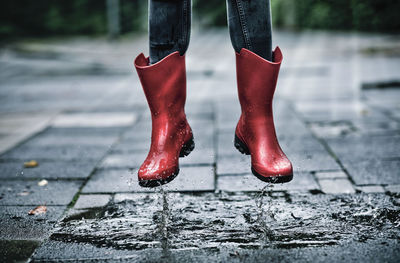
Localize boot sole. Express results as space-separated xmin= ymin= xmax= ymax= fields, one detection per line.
xmin=139 ymin=136 xmax=195 ymax=188
xmin=234 ymin=134 xmax=293 ymax=184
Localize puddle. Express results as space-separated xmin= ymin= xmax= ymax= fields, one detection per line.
xmin=51 ymin=191 xmax=400 ymax=252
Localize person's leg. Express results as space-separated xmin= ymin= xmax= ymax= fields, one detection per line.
xmin=149 ymin=0 xmax=191 ymax=64
xmin=229 ymin=0 xmax=293 ymax=183
xmin=226 ymin=0 xmax=272 ymax=61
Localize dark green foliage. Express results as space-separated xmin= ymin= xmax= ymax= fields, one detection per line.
xmin=273 ymin=0 xmax=399 ymax=32
xmin=350 ymin=0 xmax=400 ymax=32
xmin=0 ymin=0 xmax=147 ymax=38
xmin=0 ymin=0 xmax=107 ymax=37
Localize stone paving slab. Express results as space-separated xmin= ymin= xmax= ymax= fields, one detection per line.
xmin=340 ymin=158 xmax=400 ymax=185
xmin=326 ymin=135 xmax=400 ymax=160
xmin=0 ymin=111 xmax=56 ymax=155
xmin=1 ymin=144 xmax=110 ymax=161
xmin=314 ymin=171 xmax=348 ymax=180
xmin=355 ymin=185 xmax=385 ymax=193
xmin=39 ymin=126 xmax=125 ymax=137
xmin=51 ymin=112 xmax=137 ymax=128
xmin=0 ymin=180 xmax=82 ymax=205
xmin=180 ymin=148 xmax=215 ymax=166
xmin=110 ymin=138 xmax=149 ymax=153
xmin=294 ymin=101 xmax=389 ymax=122
xmin=318 ymin=178 xmax=355 ymax=194
xmin=217 ymin=154 xmax=250 ymax=175
xmin=73 ymin=194 xmax=112 ymax=209
xmin=99 ymin=152 xmax=146 ymax=169
xmin=217 ymin=172 xmax=319 ymax=192
xmin=24 ymin=133 xmax=118 ymax=147
xmin=287 ymin=150 xmax=341 ymax=172
xmin=0 ymin=160 xmax=97 ymax=179
xmin=82 ymin=166 xmax=215 ymax=193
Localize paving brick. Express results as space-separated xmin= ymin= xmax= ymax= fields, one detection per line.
xmin=0 ymin=206 xmax=65 ymax=240
xmin=1 ymin=144 xmax=109 ymax=161
xmin=41 ymin=127 xmax=124 ymax=137
xmin=279 ymin=135 xmax=329 ymax=153
xmin=73 ymin=194 xmax=111 ymax=209
xmin=318 ymin=178 xmax=355 ymax=194
xmin=355 ymin=185 xmax=385 ymax=193
xmin=0 ymin=112 xmax=55 ymax=155
xmin=180 ymin=148 xmax=215 ymax=166
xmin=294 ymin=101 xmax=388 ymax=122
xmin=111 ymin=138 xmax=149 ymax=153
xmin=99 ymin=152 xmax=146 ymax=169
xmin=217 ymin=154 xmax=250 ymax=175
xmin=315 ymin=171 xmax=348 ymax=180
xmin=342 ymin=159 xmax=400 ymax=185
xmin=287 ymin=150 xmax=341 ymax=172
xmin=216 ymin=132 xmax=236 ymax=156
xmin=217 ymin=172 xmax=319 ymax=192
xmin=326 ymin=135 xmax=400 ymax=160
xmin=82 ymin=166 xmax=215 ymax=193
xmin=352 ymin=119 xmax=400 ymax=136
xmin=24 ymin=134 xmax=117 ymax=147
xmin=51 ymin=112 xmax=136 ymax=128
xmin=0 ymin=160 xmax=96 ymax=179
xmin=0 ymin=180 xmax=82 ymax=205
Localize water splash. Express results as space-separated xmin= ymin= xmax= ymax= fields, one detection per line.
xmin=254 ymin=184 xmax=276 ymax=243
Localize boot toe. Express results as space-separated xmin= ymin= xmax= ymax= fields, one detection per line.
xmin=252 ymin=159 xmax=293 ymax=183
xmin=138 ymin=164 xmax=178 ymax=181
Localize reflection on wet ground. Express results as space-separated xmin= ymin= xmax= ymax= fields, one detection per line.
xmin=53 ymin=187 xmax=400 ymax=252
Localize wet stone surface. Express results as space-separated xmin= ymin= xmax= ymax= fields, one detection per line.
xmin=33 ymin=190 xmax=400 ymax=261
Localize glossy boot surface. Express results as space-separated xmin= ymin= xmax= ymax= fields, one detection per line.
xmin=234 ymin=47 xmax=293 ymax=183
xmin=134 ymin=52 xmax=194 ymax=187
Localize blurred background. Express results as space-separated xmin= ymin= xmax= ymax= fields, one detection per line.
xmin=1 ymin=0 xmax=400 ymax=39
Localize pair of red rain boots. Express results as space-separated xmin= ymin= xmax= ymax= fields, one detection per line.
xmin=134 ymin=48 xmax=292 ymax=187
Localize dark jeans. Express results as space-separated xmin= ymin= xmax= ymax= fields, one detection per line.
xmin=149 ymin=0 xmax=272 ymax=64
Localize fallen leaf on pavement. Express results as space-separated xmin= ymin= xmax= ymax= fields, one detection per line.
xmin=28 ymin=205 xmax=47 ymax=215
xmin=24 ymin=160 xmax=39 ymax=168
xmin=38 ymin=179 xmax=48 ymax=186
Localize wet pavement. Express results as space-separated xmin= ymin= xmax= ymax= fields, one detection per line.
xmin=0 ymin=30 xmax=400 ymax=262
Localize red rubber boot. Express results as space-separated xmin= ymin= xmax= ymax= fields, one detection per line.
xmin=234 ymin=47 xmax=293 ymax=183
xmin=134 ymin=51 xmax=194 ymax=187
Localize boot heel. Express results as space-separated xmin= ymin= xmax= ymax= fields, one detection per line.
xmin=179 ymin=136 xmax=195 ymax=157
xmin=234 ymin=134 xmax=250 ymax=155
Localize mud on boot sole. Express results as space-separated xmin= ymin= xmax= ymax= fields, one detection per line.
xmin=234 ymin=134 xmax=250 ymax=155
xmin=138 ymin=168 xmax=179 ymax=188
xmin=179 ymin=136 xmax=195 ymax=157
